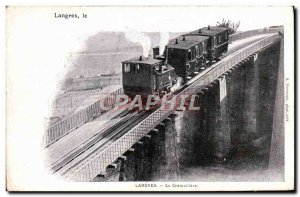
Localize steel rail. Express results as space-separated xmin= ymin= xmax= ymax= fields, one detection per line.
xmin=65 ymin=32 xmax=280 ymax=182
xmin=50 ymin=110 xmax=134 ymax=173
xmin=58 ymin=110 xmax=152 ymax=177
xmin=44 ymin=27 xmax=282 ymax=148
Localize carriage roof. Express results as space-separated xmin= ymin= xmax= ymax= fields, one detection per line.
xmin=167 ymin=35 xmax=209 ymax=50
xmin=122 ymin=57 xmax=162 ymax=65
xmin=187 ymin=26 xmax=229 ymax=36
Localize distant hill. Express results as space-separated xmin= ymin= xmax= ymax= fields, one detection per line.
xmin=65 ymin=32 xmax=184 ymax=79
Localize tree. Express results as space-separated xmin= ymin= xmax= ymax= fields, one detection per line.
xmin=216 ymin=19 xmax=240 ymax=35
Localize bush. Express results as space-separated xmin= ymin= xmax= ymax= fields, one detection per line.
xmin=216 ymin=19 xmax=240 ymax=35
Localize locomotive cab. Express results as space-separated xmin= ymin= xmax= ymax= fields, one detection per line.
xmin=122 ymin=56 xmax=176 ymax=99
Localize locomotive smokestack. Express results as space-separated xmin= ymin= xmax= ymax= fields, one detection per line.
xmin=165 ymin=46 xmax=168 ymax=64
xmin=175 ymin=39 xmax=178 ymax=44
xmin=182 ymin=35 xmax=186 ymax=41
xmin=208 ymin=25 xmax=210 ymax=30
xmin=139 ymin=56 xmax=143 ymax=61
xmin=159 ymin=32 xmax=169 ymax=56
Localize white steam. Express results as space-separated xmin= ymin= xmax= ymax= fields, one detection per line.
xmin=159 ymin=32 xmax=170 ymax=55
xmin=124 ymin=29 xmax=151 ymax=57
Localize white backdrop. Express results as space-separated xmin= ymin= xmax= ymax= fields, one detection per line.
xmin=4 ymin=3 xmax=294 ymax=192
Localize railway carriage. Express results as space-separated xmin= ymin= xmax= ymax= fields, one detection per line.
xmin=165 ymin=35 xmax=210 ymax=82
xmin=122 ymin=56 xmax=176 ymax=99
xmin=185 ymin=26 xmax=229 ymax=62
xmin=122 ymin=25 xmax=230 ymax=100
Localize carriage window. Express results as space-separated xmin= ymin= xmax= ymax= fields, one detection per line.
xmin=193 ymin=49 xmax=195 ymax=59
xmin=188 ymin=49 xmax=192 ymax=61
xmin=214 ymin=36 xmax=217 ymax=45
xmin=225 ymin=31 xmax=228 ymax=39
xmin=202 ymin=42 xmax=206 ymax=52
xmin=218 ymin=35 xmax=221 ymax=43
xmin=143 ymin=66 xmax=149 ymax=74
xmin=124 ymin=64 xmax=130 ymax=73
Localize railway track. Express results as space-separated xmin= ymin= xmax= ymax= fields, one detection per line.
xmin=50 ymin=110 xmax=132 ymax=172
xmin=50 ymin=33 xmax=275 ymax=177
xmin=52 ymin=109 xmax=153 ymax=175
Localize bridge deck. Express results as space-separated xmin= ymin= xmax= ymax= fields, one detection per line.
xmin=44 ymin=32 xmax=276 ymax=177
xmin=44 ymin=105 xmax=126 ymax=167
xmin=227 ymin=34 xmax=274 ymax=54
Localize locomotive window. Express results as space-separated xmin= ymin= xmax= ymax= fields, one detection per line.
xmin=133 ymin=64 xmax=140 ymax=73
xmin=188 ymin=49 xmax=192 ymax=61
xmin=195 ymin=45 xmax=199 ymax=56
xmin=124 ymin=64 xmax=130 ymax=73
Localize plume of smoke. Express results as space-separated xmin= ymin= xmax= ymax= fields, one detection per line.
xmin=124 ymin=29 xmax=151 ymax=57
xmin=159 ymin=32 xmax=170 ymax=55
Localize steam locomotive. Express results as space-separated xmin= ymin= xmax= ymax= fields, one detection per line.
xmin=122 ymin=26 xmax=229 ymax=99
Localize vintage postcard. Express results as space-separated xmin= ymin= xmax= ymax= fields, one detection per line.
xmin=6 ymin=6 xmax=294 ymax=191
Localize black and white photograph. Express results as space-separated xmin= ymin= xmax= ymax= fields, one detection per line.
xmin=5 ymin=5 xmax=294 ymax=191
